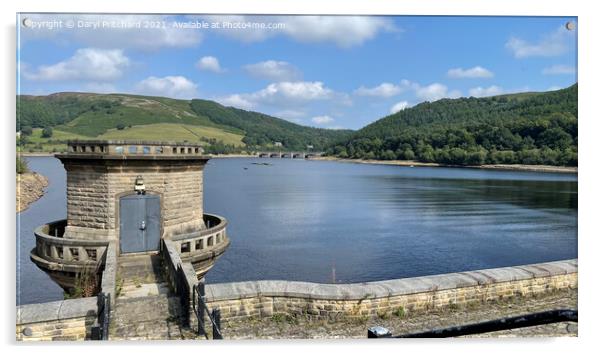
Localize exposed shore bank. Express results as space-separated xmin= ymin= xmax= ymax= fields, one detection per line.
xmin=310 ymin=156 xmax=577 ymax=174
xmin=17 ymin=172 xmax=49 ymax=212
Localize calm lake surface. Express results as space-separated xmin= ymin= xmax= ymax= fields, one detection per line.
xmin=16 ymin=156 xmax=578 ymax=305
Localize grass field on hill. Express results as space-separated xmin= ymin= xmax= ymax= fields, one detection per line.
xmin=98 ymin=123 xmax=244 ymax=146
xmin=19 ymin=123 xmax=245 ymax=153
xmin=19 ymin=128 xmax=88 ymax=152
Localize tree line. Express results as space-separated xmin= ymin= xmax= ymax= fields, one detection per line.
xmin=326 ymin=84 xmax=577 ymax=166
xmin=190 ymin=99 xmax=352 ymax=151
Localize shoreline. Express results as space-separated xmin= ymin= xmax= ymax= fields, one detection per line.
xmin=19 ymin=152 xmax=55 ymax=157
xmin=19 ymin=152 xmax=577 ymax=174
xmin=310 ymin=156 xmax=578 ymax=174
xmin=17 ymin=172 xmax=49 ymax=212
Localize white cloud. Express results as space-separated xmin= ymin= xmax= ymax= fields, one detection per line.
xmin=468 ymin=85 xmax=505 ymax=97
xmin=547 ymin=86 xmax=563 ymax=91
xmin=357 ymin=79 xmax=461 ymax=104
xmin=244 ymin=60 xmax=302 ymax=82
xmin=311 ymin=115 xmax=334 ymax=125
xmin=415 ymin=83 xmax=462 ymax=101
xmin=227 ymin=81 xmax=334 ymax=107
xmin=390 ymin=101 xmax=410 ymax=114
xmin=506 ymin=26 xmax=573 ymax=58
xmin=542 ymin=64 xmax=576 ymax=75
xmin=258 ymin=81 xmax=333 ymax=102
xmin=280 ymin=16 xmax=397 ymax=48
xmin=134 ymin=76 xmax=198 ymax=99
xmin=354 ymin=82 xmax=402 ymax=98
xmin=201 ymin=15 xmax=397 ymax=48
xmin=447 ymin=66 xmax=494 ymax=79
xmin=400 ymin=79 xmax=418 ymax=88
xmin=196 ymin=56 xmax=224 ymax=73
xmin=218 ymin=94 xmax=255 ymax=110
xmin=24 ymin=48 xmax=129 ymax=81
xmin=20 ymin=14 xmax=202 ymax=51
xmin=217 ymin=80 xmax=346 ymax=112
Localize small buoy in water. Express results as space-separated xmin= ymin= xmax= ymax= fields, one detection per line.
xmin=410 ymin=165 xmax=414 ymax=168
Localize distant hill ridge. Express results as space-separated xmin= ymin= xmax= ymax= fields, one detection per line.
xmin=326 ymin=84 xmax=577 ymax=166
xmin=16 ymin=92 xmax=353 ymax=152
xmin=17 ymin=85 xmax=577 ymax=166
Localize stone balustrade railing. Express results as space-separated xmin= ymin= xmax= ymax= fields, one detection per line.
xmin=170 ymin=214 xmax=229 ymax=258
xmin=65 ymin=140 xmax=205 ymax=156
xmin=32 ymin=220 xmax=109 ymax=271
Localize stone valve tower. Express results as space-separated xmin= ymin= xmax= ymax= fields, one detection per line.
xmin=30 ymin=140 xmax=230 ymax=291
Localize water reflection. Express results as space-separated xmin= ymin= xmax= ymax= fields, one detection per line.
xmin=17 ymin=157 xmax=577 ymax=304
xmin=204 ymin=159 xmax=576 ymax=285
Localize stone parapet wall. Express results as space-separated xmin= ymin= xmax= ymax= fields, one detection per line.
xmin=162 ymin=239 xmax=199 ymax=329
xmin=16 ymin=297 xmax=97 ymax=341
xmin=204 ymin=259 xmax=577 ymax=322
xmin=101 ymin=242 xmax=117 ymax=306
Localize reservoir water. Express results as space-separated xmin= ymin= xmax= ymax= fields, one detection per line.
xmin=17 ymin=156 xmax=577 ymax=305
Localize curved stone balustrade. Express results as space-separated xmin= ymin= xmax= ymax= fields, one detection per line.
xmin=31 ymin=213 xmax=229 ymax=287
xmin=31 ymin=220 xmax=109 ymax=274
xmin=170 ymin=213 xmax=230 ymax=261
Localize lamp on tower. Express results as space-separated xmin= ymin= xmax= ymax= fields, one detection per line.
xmin=134 ymin=175 xmax=146 ymax=195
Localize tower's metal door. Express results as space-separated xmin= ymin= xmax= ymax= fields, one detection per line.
xmin=119 ymin=194 xmax=161 ymax=254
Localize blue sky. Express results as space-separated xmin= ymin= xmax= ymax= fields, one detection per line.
xmin=17 ymin=14 xmax=577 ymax=130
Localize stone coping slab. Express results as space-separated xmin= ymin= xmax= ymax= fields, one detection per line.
xmin=17 ymin=297 xmax=97 ymax=325
xmin=205 ymin=259 xmax=577 ymax=302
xmin=101 ymin=242 xmax=117 ymax=306
xmin=162 ymin=239 xmax=198 ymax=290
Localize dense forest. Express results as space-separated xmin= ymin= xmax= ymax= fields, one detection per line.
xmin=17 ymin=94 xmax=101 ymax=130
xmin=190 ymin=99 xmax=352 ymax=150
xmin=326 ymin=84 xmax=578 ymax=166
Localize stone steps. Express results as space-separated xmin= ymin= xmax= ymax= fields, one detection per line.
xmin=110 ymin=294 xmax=185 ymax=340
xmin=118 ymin=253 xmax=165 ymax=287
xmin=110 ymin=253 xmax=187 ymax=340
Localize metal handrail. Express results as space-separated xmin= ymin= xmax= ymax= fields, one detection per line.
xmin=91 ymin=292 xmax=110 ymax=340
xmin=192 ymin=282 xmax=223 ymax=340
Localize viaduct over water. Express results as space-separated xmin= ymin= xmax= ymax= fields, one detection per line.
xmin=257 ymin=151 xmax=324 ymax=158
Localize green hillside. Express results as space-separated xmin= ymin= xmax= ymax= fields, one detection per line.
xmin=16 ymin=93 xmax=352 ymax=153
xmin=190 ymin=99 xmax=352 ymax=150
xmin=326 ymin=84 xmax=578 ymax=166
